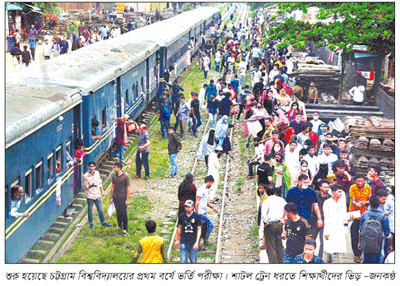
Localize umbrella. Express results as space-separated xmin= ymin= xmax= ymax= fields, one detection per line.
xmin=6 ymin=3 xmax=23 ymax=11
xmin=39 ymin=12 xmax=60 ymax=22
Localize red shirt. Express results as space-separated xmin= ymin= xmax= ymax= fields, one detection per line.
xmin=309 ymin=131 xmax=318 ymax=148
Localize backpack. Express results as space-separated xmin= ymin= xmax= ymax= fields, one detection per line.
xmin=360 ymin=212 xmax=385 ymax=254
xmin=162 ymin=103 xmax=171 ymax=120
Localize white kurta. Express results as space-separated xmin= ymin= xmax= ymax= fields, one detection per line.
xmin=207 ymin=152 xmax=220 ymax=200
xmin=323 ymin=197 xmax=348 ymax=254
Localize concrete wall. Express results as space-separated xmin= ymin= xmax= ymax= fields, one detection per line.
xmin=376 ymin=86 xmax=395 ymax=119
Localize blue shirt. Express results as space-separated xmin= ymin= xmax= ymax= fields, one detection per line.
xmin=168 ymin=84 xmax=184 ymax=102
xmin=359 ymin=209 xmax=391 ymax=239
xmin=28 ymin=37 xmax=37 ymax=49
xmin=207 ymin=99 xmax=218 ymax=114
xmin=286 ymin=186 xmax=318 ymax=225
xmin=218 ymin=97 xmax=232 ymax=116
xmin=294 ymin=254 xmax=324 ymax=264
xmin=231 ymin=79 xmax=239 ymax=94
xmin=206 ymin=84 xmax=217 ymax=102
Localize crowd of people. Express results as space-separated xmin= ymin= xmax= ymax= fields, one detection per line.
xmin=9 ymin=6 xmax=393 ymax=265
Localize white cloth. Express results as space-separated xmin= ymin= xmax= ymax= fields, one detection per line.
xmin=261 ymin=195 xmax=287 ymax=226
xmin=349 ymin=85 xmax=365 ymax=103
xmin=310 ymin=119 xmax=323 ymax=133
xmin=318 ymin=153 xmax=338 ymax=174
xmin=199 ymin=87 xmax=206 ymax=109
xmin=207 ymin=152 xmax=220 ymax=200
xmin=285 ymin=149 xmax=300 ymax=180
xmin=196 ymin=184 xmax=209 ymax=215
xmin=302 ymin=154 xmax=320 ymax=177
xmin=43 ymin=44 xmax=51 ymax=56
xmin=254 ymin=143 xmax=265 ymax=161
xmin=323 ymin=197 xmax=348 ymax=254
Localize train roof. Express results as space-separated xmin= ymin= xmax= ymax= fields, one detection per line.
xmin=13 ymin=32 xmax=160 ymax=94
xmin=130 ymin=7 xmax=219 ymax=46
xmin=5 ymin=80 xmax=82 ymax=149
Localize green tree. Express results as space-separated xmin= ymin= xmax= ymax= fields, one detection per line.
xmin=34 ymin=2 xmax=62 ymax=16
xmin=267 ymin=2 xmax=394 ymax=103
xmin=181 ymin=3 xmax=193 ymax=13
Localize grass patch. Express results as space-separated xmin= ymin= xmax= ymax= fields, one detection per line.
xmin=58 ymin=195 xmax=153 ymax=263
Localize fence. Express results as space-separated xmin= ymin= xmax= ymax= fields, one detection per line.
xmin=376 ymin=86 xmax=395 ymax=119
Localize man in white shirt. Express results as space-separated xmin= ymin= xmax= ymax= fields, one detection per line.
xmin=268 ymin=64 xmax=280 ymax=84
xmin=247 ymin=137 xmax=264 ymax=179
xmin=285 ymin=140 xmax=300 ymax=179
xmin=318 ymin=144 xmax=338 ymax=174
xmin=310 ymin=112 xmax=323 ymax=134
xmin=251 ymin=65 xmax=262 ymax=86
xmin=10 ymin=185 xmax=30 ymax=218
xmin=303 ymin=146 xmax=320 ymax=178
xmin=261 ymin=186 xmax=287 ymax=263
xmin=349 ymin=80 xmax=365 ymax=106
xmin=43 ymin=39 xmax=52 ymax=60
xmin=195 ymin=175 xmax=219 ymax=247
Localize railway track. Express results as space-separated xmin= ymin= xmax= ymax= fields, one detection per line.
xmin=166 ymin=4 xmax=249 ymax=264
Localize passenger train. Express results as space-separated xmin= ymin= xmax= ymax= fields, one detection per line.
xmin=5 ymin=7 xmax=220 ymax=263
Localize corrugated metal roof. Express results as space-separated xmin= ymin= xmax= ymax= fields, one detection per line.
xmin=5 ymin=81 xmax=82 ymax=149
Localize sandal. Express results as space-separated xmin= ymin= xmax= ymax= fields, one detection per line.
xmin=258 ymin=245 xmax=266 ymax=250
xmin=133 ymin=175 xmax=140 ymax=179
xmin=144 ymin=176 xmax=149 ymax=180
xmin=167 ymin=174 xmax=174 ymax=178
xmin=199 ymin=247 xmax=207 ymax=251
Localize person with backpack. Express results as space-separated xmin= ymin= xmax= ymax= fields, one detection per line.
xmin=157 ymin=97 xmax=172 ymax=139
xmin=358 ymin=195 xmax=393 ymax=263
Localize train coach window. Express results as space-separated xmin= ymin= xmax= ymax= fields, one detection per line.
xmin=47 ymin=151 xmax=54 ymax=182
xmin=35 ymin=160 xmax=43 ymax=192
xmin=135 ymin=82 xmax=139 ymax=100
xmin=25 ymin=167 xmax=33 ymax=201
xmin=132 ymin=84 xmax=135 ymax=101
xmin=102 ymin=108 xmax=106 ymax=130
xmin=56 ymin=145 xmax=62 ymax=174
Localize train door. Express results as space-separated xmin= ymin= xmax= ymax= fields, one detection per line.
xmin=146 ymin=58 xmax=150 ymax=102
xmin=116 ymin=77 xmax=122 ymax=117
xmin=73 ymin=104 xmax=82 ymax=192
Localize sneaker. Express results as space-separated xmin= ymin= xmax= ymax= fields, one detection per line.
xmin=89 ymin=224 xmax=94 ymax=230
xmin=354 ymin=256 xmax=361 ymax=263
xmin=144 ymin=176 xmax=149 ymax=180
xmin=102 ymin=223 xmax=114 ymax=228
xmin=122 ymin=230 xmax=129 ymax=237
xmin=246 ymin=143 xmax=249 ymax=148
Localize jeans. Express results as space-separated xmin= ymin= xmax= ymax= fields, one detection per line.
xmin=179 ymin=118 xmax=188 ymax=139
xmin=192 ymin=114 xmax=202 ymax=136
xmin=363 ymin=252 xmax=381 ymax=264
xmin=204 ymin=70 xmax=208 ymax=79
xmin=113 ymin=196 xmax=128 ymax=231
xmin=136 ymin=151 xmax=149 ymax=177
xmin=350 ymin=219 xmax=362 ymax=257
xmin=209 ymin=113 xmax=218 ymax=129
xmin=215 ymin=61 xmax=220 ymax=72
xmin=199 ymin=213 xmax=214 ymax=243
xmin=180 ymin=242 xmax=198 ymax=263
xmin=353 ymin=100 xmax=363 ymax=106
xmin=87 ymin=198 xmax=106 ymax=225
xmin=30 ymin=47 xmax=35 ymax=59
xmin=247 ymin=160 xmax=260 ymax=177
xmin=160 ymin=119 xmax=170 ymax=139
xmin=236 ymin=104 xmax=245 ymax=120
xmin=169 ymin=153 xmax=177 ymax=175
xmin=283 ymin=251 xmax=296 ymax=263
xmin=113 ymin=145 xmax=126 ymax=162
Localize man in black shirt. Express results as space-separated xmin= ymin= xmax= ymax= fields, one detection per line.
xmin=21 ymin=45 xmax=31 ymax=67
xmin=310 ymin=179 xmax=332 ymax=258
xmin=175 ymin=200 xmax=202 ymax=263
xmin=283 ymin=202 xmax=312 ymax=263
xmin=263 ymin=89 xmax=276 ymax=115
xmin=253 ymin=77 xmax=265 ymax=101
xmin=257 ymin=153 xmax=274 ymax=185
xmin=190 ymin=92 xmax=202 ymax=137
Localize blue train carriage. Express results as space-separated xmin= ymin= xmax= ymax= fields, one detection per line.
xmin=14 ymin=31 xmax=160 ymax=169
xmin=5 ymin=80 xmax=82 ymax=263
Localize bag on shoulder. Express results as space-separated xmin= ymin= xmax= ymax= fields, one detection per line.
xmin=162 ymin=103 xmax=171 ymax=120
xmin=360 ymin=212 xmax=385 ymax=254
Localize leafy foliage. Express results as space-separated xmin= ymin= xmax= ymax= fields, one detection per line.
xmin=34 ymin=2 xmax=62 ymax=16
xmin=268 ymin=3 xmax=394 ymax=58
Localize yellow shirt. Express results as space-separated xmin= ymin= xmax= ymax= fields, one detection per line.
xmin=137 ymin=235 xmax=164 ymax=263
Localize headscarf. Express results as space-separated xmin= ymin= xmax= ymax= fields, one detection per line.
xmin=215 ymin=115 xmax=229 ymax=138
xmin=207 ymin=128 xmax=216 ymax=145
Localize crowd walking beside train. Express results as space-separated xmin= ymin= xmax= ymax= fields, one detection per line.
xmin=8 ymin=5 xmax=394 ymax=265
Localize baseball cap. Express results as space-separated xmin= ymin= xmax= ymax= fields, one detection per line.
xmin=184 ymin=200 xmax=194 ymax=207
